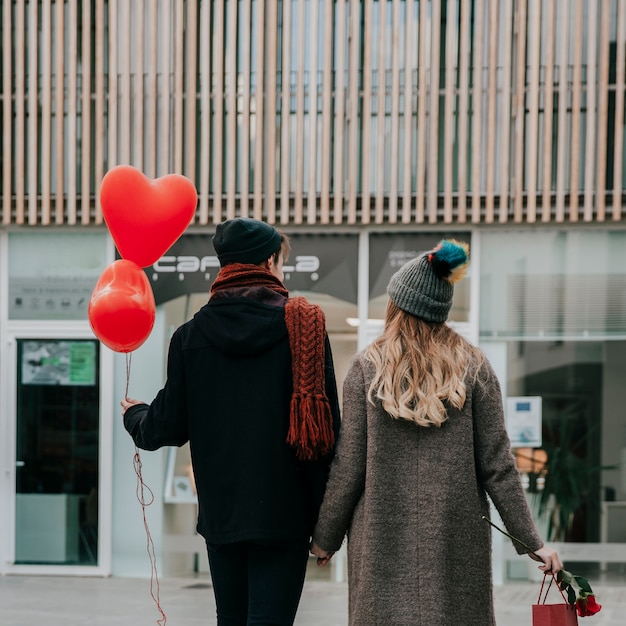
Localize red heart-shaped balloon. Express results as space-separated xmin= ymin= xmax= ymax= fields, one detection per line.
xmin=100 ymin=165 xmax=198 ymax=267
xmin=88 ymin=260 xmax=156 ymax=353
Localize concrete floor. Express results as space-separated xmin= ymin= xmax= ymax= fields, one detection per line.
xmin=1 ymin=567 xmax=624 ymax=625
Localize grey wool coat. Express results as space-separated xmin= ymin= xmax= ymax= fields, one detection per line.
xmin=313 ymin=352 xmax=543 ymax=626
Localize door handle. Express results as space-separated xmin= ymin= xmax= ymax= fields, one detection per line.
xmin=15 ymin=461 xmax=25 ymax=467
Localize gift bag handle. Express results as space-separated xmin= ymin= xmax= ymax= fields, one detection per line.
xmin=537 ymin=572 xmax=569 ymax=605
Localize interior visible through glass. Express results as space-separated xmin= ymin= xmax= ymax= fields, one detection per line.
xmin=15 ymin=339 xmax=100 ymax=565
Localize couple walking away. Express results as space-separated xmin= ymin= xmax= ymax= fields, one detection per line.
xmin=121 ymin=218 xmax=561 ymax=626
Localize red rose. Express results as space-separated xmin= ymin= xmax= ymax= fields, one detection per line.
xmin=576 ymin=594 xmax=602 ymax=617
xmin=585 ymin=595 xmax=602 ymax=615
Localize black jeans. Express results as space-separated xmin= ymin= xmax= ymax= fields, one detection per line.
xmin=206 ymin=539 xmax=309 ymax=626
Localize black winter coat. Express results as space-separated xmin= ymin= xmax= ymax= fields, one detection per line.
xmin=124 ymin=286 xmax=341 ymax=544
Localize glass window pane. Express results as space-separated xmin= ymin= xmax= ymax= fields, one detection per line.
xmin=8 ymin=232 xmax=108 ymax=321
xmin=480 ymin=231 xmax=626 ymax=339
xmin=15 ymin=339 xmax=100 ymax=565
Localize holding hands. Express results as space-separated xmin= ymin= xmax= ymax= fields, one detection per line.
xmin=310 ymin=541 xmax=334 ymax=567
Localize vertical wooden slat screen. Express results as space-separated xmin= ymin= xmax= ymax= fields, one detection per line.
xmin=1 ymin=0 xmax=11 ymax=224
xmin=212 ymin=1 xmax=225 ymax=222
xmin=184 ymin=0 xmax=197 ymax=187
xmin=401 ymin=0 xmax=415 ymax=224
xmin=470 ymin=0 xmax=485 ymax=223
xmin=134 ymin=0 xmax=145 ymax=174
xmin=442 ymin=0 xmax=456 ymax=224
xmin=66 ymin=0 xmax=77 ymax=224
xmin=280 ymin=0 xmax=292 ymax=224
xmin=81 ymin=0 xmax=92 ymax=224
xmin=583 ymin=0 xmax=598 ymax=222
xmin=497 ymin=0 xmax=513 ymax=223
xmin=2 ymin=0 xmax=626 ymax=227
xmin=512 ymin=0 xmax=527 ymax=223
xmin=456 ymin=0 xmax=470 ymax=223
xmin=160 ymin=1 xmax=172 ymax=176
xmin=146 ymin=0 xmax=158 ymax=180
xmin=333 ymin=0 xmax=346 ymax=224
xmin=198 ymin=0 xmax=211 ymax=223
xmin=415 ymin=0 xmax=428 ymax=223
xmin=595 ymin=0 xmax=611 ymax=221
xmin=119 ymin=1 xmax=131 ymax=166
xmin=374 ymin=0 xmax=387 ymax=225
xmin=94 ymin=0 xmax=105 ymax=222
xmin=294 ymin=0 xmax=305 ymax=224
xmin=569 ymin=0 xmax=584 ymax=221
xmin=0 ymin=0 xmax=10 ymax=224
xmin=264 ymin=0 xmax=278 ymax=223
xmin=252 ymin=0 xmax=265 ymax=221
xmin=41 ymin=0 xmax=52 ymax=224
xmin=107 ymin=0 xmax=118 ymax=176
xmin=484 ymin=0 xmax=498 ymax=223
xmin=360 ymin=0 xmax=373 ymax=224
xmin=27 ymin=0 xmax=38 ymax=224
xmin=225 ymin=0 xmax=237 ymax=218
xmin=239 ymin=0 xmax=252 ymax=218
xmin=174 ymin=0 xmax=185 ymax=174
xmin=307 ymin=0 xmax=320 ymax=224
xmin=426 ymin=0 xmax=441 ymax=224
xmin=320 ymin=0 xmax=334 ymax=223
xmin=54 ymin=0 xmax=64 ymax=223
xmin=14 ymin=0 xmax=25 ymax=224
xmin=346 ymin=0 xmax=360 ymax=224
xmin=541 ymin=0 xmax=556 ymax=222
xmin=613 ymin=0 xmax=626 ymax=220
xmin=524 ymin=0 xmax=541 ymax=223
xmin=554 ymin=0 xmax=570 ymax=223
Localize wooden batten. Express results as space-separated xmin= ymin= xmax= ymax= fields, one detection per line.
xmin=0 ymin=0 xmax=623 ymax=228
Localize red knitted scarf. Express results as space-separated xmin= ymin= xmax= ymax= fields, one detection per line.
xmin=210 ymin=263 xmax=335 ymax=460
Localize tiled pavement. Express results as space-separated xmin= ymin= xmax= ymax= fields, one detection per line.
xmin=1 ymin=567 xmax=624 ymax=625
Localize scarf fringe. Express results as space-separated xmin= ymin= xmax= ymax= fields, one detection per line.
xmin=287 ymin=394 xmax=335 ymax=461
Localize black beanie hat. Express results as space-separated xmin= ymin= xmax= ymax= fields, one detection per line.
xmin=212 ymin=218 xmax=282 ymax=266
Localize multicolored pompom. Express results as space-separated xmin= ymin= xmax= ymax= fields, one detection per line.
xmin=427 ymin=239 xmax=470 ymax=284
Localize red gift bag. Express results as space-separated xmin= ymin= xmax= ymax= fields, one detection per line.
xmin=532 ymin=573 xmax=579 ymax=626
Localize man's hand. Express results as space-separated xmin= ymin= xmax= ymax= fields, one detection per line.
xmin=120 ymin=397 xmax=144 ymax=415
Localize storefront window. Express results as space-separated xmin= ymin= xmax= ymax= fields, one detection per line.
xmin=8 ymin=232 xmax=108 ymax=321
xmin=482 ymin=231 xmax=626 ymax=578
xmin=480 ymin=230 xmax=626 ymax=339
xmin=504 ymin=339 xmax=626 ymax=578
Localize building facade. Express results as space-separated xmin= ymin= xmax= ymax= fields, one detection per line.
xmin=1 ymin=0 xmax=626 ymax=580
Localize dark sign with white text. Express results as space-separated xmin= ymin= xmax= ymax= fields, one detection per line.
xmin=147 ymin=233 xmax=359 ymax=305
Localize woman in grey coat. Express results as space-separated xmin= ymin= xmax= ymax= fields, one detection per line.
xmin=311 ymin=240 xmax=562 ymax=626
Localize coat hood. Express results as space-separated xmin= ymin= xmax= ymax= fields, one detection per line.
xmin=193 ymin=288 xmax=288 ymax=357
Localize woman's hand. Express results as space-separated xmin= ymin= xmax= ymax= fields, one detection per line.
xmin=529 ymin=545 xmax=563 ymax=574
xmin=310 ymin=540 xmax=335 ymax=567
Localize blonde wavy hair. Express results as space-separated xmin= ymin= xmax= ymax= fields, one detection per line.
xmin=365 ymin=301 xmax=484 ymax=427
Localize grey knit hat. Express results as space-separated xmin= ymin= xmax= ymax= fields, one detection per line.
xmin=213 ymin=218 xmax=281 ymax=266
xmin=387 ymin=239 xmax=470 ymax=322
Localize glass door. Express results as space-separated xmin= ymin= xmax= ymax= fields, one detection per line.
xmin=14 ymin=339 xmax=100 ymax=566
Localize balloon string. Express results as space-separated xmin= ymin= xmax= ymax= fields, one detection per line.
xmin=126 ymin=353 xmax=167 ymax=626
xmin=134 ymin=448 xmax=167 ymax=626
xmin=125 ymin=353 xmax=132 ymax=399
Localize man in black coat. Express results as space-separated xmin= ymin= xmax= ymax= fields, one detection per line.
xmin=122 ymin=218 xmax=340 ymax=626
